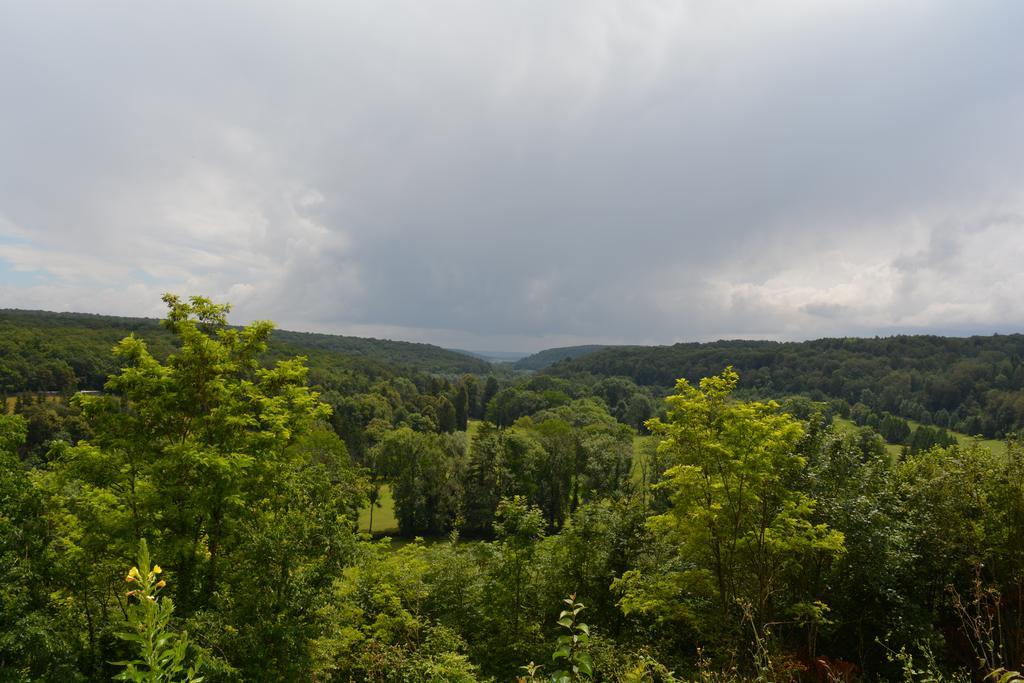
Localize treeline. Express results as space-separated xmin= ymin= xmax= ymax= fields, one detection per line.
xmin=0 ymin=308 xmax=489 ymax=395
xmin=512 ymin=345 xmax=608 ymax=371
xmin=544 ymin=334 xmax=1024 ymax=438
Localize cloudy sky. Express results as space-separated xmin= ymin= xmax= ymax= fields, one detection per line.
xmin=2 ymin=1 xmax=1024 ymax=352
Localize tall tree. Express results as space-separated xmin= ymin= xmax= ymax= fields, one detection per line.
xmin=42 ymin=294 xmax=365 ymax=678
xmin=481 ymin=376 xmax=500 ymax=418
xmin=437 ymin=396 xmax=458 ymax=433
xmin=454 ymin=383 xmax=469 ymax=431
xmin=463 ymin=375 xmax=481 ymax=420
xmin=620 ymin=368 xmax=844 ymax=649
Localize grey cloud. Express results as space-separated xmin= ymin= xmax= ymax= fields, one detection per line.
xmin=2 ymin=1 xmax=1024 ymax=350
xmin=800 ymin=302 xmax=848 ymax=320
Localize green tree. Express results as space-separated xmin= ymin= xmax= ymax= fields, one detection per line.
xmin=492 ymin=496 xmax=546 ymax=665
xmin=453 ymin=384 xmax=470 ymax=432
xmin=437 ymin=396 xmax=458 ymax=433
xmin=40 ymin=295 xmax=364 ymax=679
xmin=482 ymin=377 xmax=500 ymax=418
xmin=619 ymin=368 xmax=844 ymax=653
xmin=0 ymin=414 xmax=83 ymax=681
xmin=66 ymin=295 xmax=330 ymax=611
xmin=623 ymin=394 xmax=655 ymax=433
xmin=373 ymin=428 xmax=464 ymax=535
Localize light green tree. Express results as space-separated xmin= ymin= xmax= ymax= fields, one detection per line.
xmin=64 ymin=294 xmax=330 ymax=610
xmin=619 ymin=368 xmax=844 ymax=646
xmin=41 ymin=294 xmax=363 ymax=679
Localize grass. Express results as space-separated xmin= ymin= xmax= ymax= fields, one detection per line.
xmin=832 ymin=417 xmax=904 ymax=459
xmin=358 ymin=483 xmax=399 ymax=534
xmin=832 ymin=416 xmax=1007 ymax=458
xmin=466 ymin=418 xmax=482 ymax=444
xmin=631 ymin=433 xmax=656 ymax=485
xmin=5 ymin=393 xmax=64 ymax=414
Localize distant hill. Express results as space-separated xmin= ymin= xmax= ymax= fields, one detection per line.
xmin=267 ymin=328 xmax=491 ymax=374
xmin=512 ymin=345 xmax=609 ymax=371
xmin=0 ymin=309 xmax=490 ymax=394
xmin=450 ymin=349 xmax=528 ymax=363
xmin=543 ymin=335 xmax=1024 ymax=438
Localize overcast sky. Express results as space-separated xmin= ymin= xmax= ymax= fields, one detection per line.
xmin=2 ymin=1 xmax=1024 ymax=352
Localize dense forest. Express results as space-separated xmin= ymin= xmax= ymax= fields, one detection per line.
xmin=542 ymin=336 xmax=1024 ymax=439
xmin=513 ymin=346 xmax=609 ymax=372
xmin=3 ymin=296 xmax=1024 ymax=681
xmin=0 ymin=308 xmax=490 ymax=396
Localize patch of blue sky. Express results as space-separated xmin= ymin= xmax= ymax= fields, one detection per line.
xmin=128 ymin=268 xmax=164 ymax=286
xmin=0 ymin=259 xmax=52 ymax=286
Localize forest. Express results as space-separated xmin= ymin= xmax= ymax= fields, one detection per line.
xmin=2 ymin=295 xmax=1024 ymax=682
xmin=539 ymin=336 xmax=1024 ymax=439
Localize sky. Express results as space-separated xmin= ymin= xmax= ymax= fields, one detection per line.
xmin=2 ymin=1 xmax=1024 ymax=353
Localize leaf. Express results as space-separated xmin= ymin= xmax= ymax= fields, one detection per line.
xmin=577 ymin=652 xmax=594 ymax=676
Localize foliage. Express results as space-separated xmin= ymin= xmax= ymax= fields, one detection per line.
xmin=546 ymin=334 xmax=1024 ymax=438
xmin=551 ymin=595 xmax=594 ymax=682
xmin=0 ymin=309 xmax=488 ymax=398
xmin=8 ymin=296 xmax=1024 ymax=681
xmin=521 ymin=595 xmax=594 ymax=683
xmin=513 ymin=345 xmax=608 ymax=372
xmin=619 ymin=368 xmax=844 ymax=664
xmin=372 ymin=428 xmax=464 ymax=535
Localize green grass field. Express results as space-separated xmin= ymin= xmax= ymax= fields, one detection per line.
xmin=631 ymin=433 xmax=656 ymax=484
xmin=5 ymin=394 xmax=65 ymax=414
xmin=832 ymin=416 xmax=1007 ymax=458
xmin=358 ymin=483 xmax=398 ymax=534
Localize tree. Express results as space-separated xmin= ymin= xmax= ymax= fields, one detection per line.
xmin=0 ymin=415 xmax=82 ymax=679
xmin=454 ymin=384 xmax=470 ymax=431
xmin=437 ymin=396 xmax=458 ymax=433
xmin=623 ymin=394 xmax=655 ymax=433
xmin=43 ymin=294 xmax=365 ymax=678
xmin=492 ymin=496 xmax=546 ymax=664
xmin=373 ymin=428 xmax=464 ymax=535
xmin=878 ymin=413 xmax=911 ymax=444
xmin=482 ymin=377 xmax=500 ymax=418
xmin=463 ymin=375 xmax=481 ymax=420
xmin=66 ymin=295 xmax=330 ymax=610
xmin=462 ymin=423 xmax=505 ymax=536
xmin=619 ymin=368 xmax=844 ymax=654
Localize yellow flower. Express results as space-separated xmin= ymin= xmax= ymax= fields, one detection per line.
xmin=126 ymin=567 xmax=141 ymax=582
xmin=152 ymin=565 xmax=162 ymax=575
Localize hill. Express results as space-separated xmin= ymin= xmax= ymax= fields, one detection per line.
xmin=449 ymin=349 xmax=528 ymax=363
xmin=512 ymin=344 xmax=609 ymax=371
xmin=544 ymin=334 xmax=1024 ymax=438
xmin=266 ymin=328 xmax=491 ymax=374
xmin=0 ymin=308 xmax=490 ymax=394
